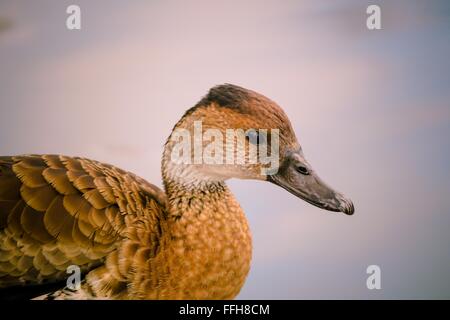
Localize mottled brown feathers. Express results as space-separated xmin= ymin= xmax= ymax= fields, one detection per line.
xmin=0 ymin=154 xmax=251 ymax=300
xmin=0 ymin=85 xmax=292 ymax=299
xmin=0 ymin=155 xmax=166 ymax=294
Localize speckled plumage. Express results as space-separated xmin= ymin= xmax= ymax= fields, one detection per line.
xmin=0 ymin=85 xmax=262 ymax=299
xmin=0 ymin=155 xmax=166 ymax=296
xmin=0 ymin=84 xmax=354 ymax=299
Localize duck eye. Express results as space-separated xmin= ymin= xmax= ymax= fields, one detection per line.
xmin=296 ymin=165 xmax=309 ymax=175
xmin=246 ymin=130 xmax=259 ymax=145
xmin=246 ymin=130 xmax=267 ymax=145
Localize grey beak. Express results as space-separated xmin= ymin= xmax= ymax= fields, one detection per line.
xmin=268 ymin=150 xmax=354 ymax=215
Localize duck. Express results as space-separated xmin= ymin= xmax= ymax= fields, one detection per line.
xmin=0 ymin=84 xmax=354 ymax=300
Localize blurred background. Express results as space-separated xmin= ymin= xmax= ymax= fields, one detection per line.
xmin=0 ymin=0 xmax=449 ymax=299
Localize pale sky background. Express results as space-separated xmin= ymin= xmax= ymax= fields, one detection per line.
xmin=0 ymin=0 xmax=449 ymax=299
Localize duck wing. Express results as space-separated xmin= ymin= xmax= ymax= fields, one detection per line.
xmin=0 ymin=155 xmax=166 ymax=297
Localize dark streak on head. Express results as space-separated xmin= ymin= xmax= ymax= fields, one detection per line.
xmin=199 ymin=84 xmax=251 ymax=109
xmin=182 ymin=84 xmax=253 ymax=119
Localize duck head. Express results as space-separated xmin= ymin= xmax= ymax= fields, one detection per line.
xmin=164 ymin=84 xmax=354 ymax=215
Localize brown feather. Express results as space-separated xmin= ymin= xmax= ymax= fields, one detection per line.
xmin=83 ymin=189 xmax=110 ymax=210
xmin=60 ymin=156 xmax=83 ymax=172
xmin=43 ymin=196 xmax=76 ymax=243
xmin=6 ymin=200 xmax=26 ymax=238
xmin=20 ymin=184 xmax=57 ymax=212
xmin=20 ymin=205 xmax=54 ymax=243
xmin=88 ymin=207 xmax=108 ymax=229
xmin=42 ymin=155 xmax=65 ymax=169
xmin=16 ymin=255 xmax=34 ymax=271
xmin=41 ymin=248 xmax=69 ymax=267
xmin=42 ymin=168 xmax=78 ymax=195
xmin=32 ymin=251 xmax=57 ymax=276
xmin=12 ymin=162 xmax=47 ymax=188
xmin=0 ymin=174 xmax=21 ymax=201
xmin=63 ymin=194 xmax=92 ymax=219
xmin=94 ymin=177 xmax=116 ymax=204
xmin=73 ymin=174 xmax=96 ymax=190
xmin=0 ymin=200 xmax=16 ymax=229
xmin=71 ymin=220 xmax=95 ymax=248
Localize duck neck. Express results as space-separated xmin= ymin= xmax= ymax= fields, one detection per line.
xmin=164 ymin=177 xmax=227 ymax=219
xmin=160 ymin=164 xmax=252 ymax=299
xmin=162 ymin=171 xmax=249 ymax=240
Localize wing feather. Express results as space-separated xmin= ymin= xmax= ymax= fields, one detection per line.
xmin=0 ymin=154 xmax=167 ymax=291
xmin=20 ymin=184 xmax=57 ymax=212
xmin=43 ymin=196 xmax=76 ymax=242
xmin=42 ymin=168 xmax=78 ymax=195
xmin=20 ymin=205 xmax=54 ymax=243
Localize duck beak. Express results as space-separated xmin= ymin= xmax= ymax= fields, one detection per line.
xmin=267 ymin=150 xmax=354 ymax=215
